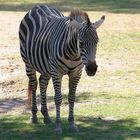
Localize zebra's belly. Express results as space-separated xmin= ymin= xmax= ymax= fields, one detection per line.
xmin=29 ymin=57 xmax=51 ymax=75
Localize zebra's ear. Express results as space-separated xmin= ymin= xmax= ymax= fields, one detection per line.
xmin=93 ymin=15 xmax=105 ymax=29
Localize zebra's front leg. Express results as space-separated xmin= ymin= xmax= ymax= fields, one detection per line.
xmin=52 ymin=75 xmax=63 ymax=134
xmin=39 ymin=74 xmax=52 ymax=124
xmin=68 ymin=72 xmax=81 ymax=132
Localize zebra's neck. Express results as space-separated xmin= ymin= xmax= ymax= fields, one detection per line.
xmin=64 ymin=32 xmax=80 ymax=61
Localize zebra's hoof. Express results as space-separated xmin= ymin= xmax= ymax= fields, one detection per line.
xmin=54 ymin=127 xmax=62 ymax=135
xmin=69 ymin=123 xmax=79 ymax=133
xmin=30 ymin=117 xmax=38 ymax=124
xmin=44 ymin=117 xmax=53 ymax=125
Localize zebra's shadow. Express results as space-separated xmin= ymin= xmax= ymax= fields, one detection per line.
xmin=0 ymin=92 xmax=92 ymax=115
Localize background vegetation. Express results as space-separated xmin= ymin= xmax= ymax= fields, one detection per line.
xmin=0 ymin=0 xmax=140 ymax=13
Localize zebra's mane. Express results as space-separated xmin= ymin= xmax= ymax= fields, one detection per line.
xmin=69 ymin=10 xmax=91 ymax=26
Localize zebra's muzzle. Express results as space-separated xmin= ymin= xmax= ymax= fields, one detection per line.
xmin=85 ymin=61 xmax=98 ymax=76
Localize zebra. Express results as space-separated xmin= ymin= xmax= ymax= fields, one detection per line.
xmin=19 ymin=5 xmax=105 ymax=134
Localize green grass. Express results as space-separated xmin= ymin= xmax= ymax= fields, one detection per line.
xmin=1 ymin=90 xmax=140 ymax=140
xmin=0 ymin=0 xmax=140 ymax=139
xmin=0 ymin=93 xmax=140 ymax=140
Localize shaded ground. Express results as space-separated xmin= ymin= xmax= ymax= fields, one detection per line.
xmin=0 ymin=116 xmax=140 ymax=140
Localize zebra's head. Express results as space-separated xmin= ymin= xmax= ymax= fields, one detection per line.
xmin=69 ymin=11 xmax=105 ymax=76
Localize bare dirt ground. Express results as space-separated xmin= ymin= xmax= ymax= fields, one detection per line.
xmin=0 ymin=12 xmax=27 ymax=115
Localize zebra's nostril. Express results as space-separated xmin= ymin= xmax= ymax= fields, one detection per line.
xmin=86 ymin=65 xmax=97 ymax=72
xmin=85 ymin=61 xmax=98 ymax=76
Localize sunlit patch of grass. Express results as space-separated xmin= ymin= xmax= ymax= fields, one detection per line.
xmin=99 ymin=32 xmax=140 ymax=56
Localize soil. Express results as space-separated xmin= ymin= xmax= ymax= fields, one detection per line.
xmin=0 ymin=12 xmax=27 ymax=115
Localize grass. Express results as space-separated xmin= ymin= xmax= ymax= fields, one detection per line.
xmin=1 ymin=93 xmax=140 ymax=140
xmin=0 ymin=0 xmax=140 ymax=140
xmin=0 ymin=115 xmax=140 ymax=140
xmin=1 ymin=89 xmax=140 ymax=140
xmin=0 ymin=0 xmax=140 ymax=13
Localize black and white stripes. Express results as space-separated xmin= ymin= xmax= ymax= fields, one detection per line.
xmin=19 ymin=5 xmax=105 ymax=134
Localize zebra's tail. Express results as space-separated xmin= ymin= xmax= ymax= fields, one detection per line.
xmin=27 ymin=84 xmax=32 ymax=109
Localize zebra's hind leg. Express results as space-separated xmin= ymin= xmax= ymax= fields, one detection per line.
xmin=39 ymin=74 xmax=52 ymax=124
xmin=26 ymin=63 xmax=38 ymax=123
xmin=68 ymin=71 xmax=81 ymax=133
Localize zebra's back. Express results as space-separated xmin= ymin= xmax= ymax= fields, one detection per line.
xmin=19 ymin=5 xmax=65 ymax=74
